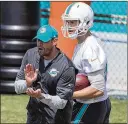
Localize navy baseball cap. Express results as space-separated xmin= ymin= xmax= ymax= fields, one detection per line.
xmin=33 ymin=25 xmax=58 ymax=43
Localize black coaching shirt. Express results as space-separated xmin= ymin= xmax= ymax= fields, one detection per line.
xmin=15 ymin=47 xmax=77 ymax=123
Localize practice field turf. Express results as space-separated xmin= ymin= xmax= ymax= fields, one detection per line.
xmin=1 ymin=94 xmax=127 ymax=123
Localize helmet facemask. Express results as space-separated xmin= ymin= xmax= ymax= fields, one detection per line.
xmin=61 ymin=16 xmax=93 ymax=39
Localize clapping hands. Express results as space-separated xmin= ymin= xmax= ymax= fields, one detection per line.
xmin=24 ymin=64 xmax=42 ymax=98
xmin=26 ymin=88 xmax=42 ymax=98
xmin=24 ymin=64 xmax=38 ymax=87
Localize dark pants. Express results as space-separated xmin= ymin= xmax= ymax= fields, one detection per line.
xmin=26 ymin=111 xmax=44 ymax=124
xmin=71 ymin=98 xmax=111 ymax=124
xmin=26 ymin=111 xmax=71 ymax=124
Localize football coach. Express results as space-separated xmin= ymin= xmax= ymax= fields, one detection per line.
xmin=14 ymin=24 xmax=77 ymax=124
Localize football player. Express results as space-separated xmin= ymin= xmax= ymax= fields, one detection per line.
xmin=61 ymin=2 xmax=111 ymax=124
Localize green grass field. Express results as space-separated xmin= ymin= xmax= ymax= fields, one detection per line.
xmin=1 ymin=94 xmax=127 ymax=123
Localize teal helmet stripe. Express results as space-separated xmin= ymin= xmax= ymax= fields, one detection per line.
xmin=66 ymin=2 xmax=76 ymax=14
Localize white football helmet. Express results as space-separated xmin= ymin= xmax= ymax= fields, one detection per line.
xmin=61 ymin=2 xmax=94 ymax=39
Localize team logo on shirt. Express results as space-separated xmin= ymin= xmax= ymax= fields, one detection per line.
xmin=48 ymin=68 xmax=59 ymax=77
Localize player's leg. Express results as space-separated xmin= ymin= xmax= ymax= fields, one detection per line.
xmin=103 ymin=98 xmax=111 ymax=124
xmin=81 ymin=98 xmax=111 ymax=124
xmin=71 ymin=102 xmax=89 ymax=124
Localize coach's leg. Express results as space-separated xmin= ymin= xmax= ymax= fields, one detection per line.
xmin=26 ymin=111 xmax=34 ymax=124
xmin=26 ymin=111 xmax=43 ymax=124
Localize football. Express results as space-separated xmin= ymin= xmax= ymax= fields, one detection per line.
xmin=75 ymin=73 xmax=90 ymax=91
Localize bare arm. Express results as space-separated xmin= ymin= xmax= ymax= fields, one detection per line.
xmin=73 ymin=69 xmax=105 ymax=99
xmin=73 ymin=86 xmax=103 ymax=99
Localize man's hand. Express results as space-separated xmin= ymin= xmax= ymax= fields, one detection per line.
xmin=24 ymin=64 xmax=38 ymax=87
xmin=26 ymin=88 xmax=42 ymax=98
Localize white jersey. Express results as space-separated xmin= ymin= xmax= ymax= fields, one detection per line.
xmin=72 ymin=34 xmax=108 ymax=104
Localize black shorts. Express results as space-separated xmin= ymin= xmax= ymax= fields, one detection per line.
xmin=71 ymin=98 xmax=111 ymax=124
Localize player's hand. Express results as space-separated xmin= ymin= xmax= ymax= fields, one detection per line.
xmin=24 ymin=64 xmax=38 ymax=87
xmin=26 ymin=88 xmax=42 ymax=98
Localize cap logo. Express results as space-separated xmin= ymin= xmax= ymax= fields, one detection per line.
xmin=40 ymin=27 xmax=46 ymax=33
